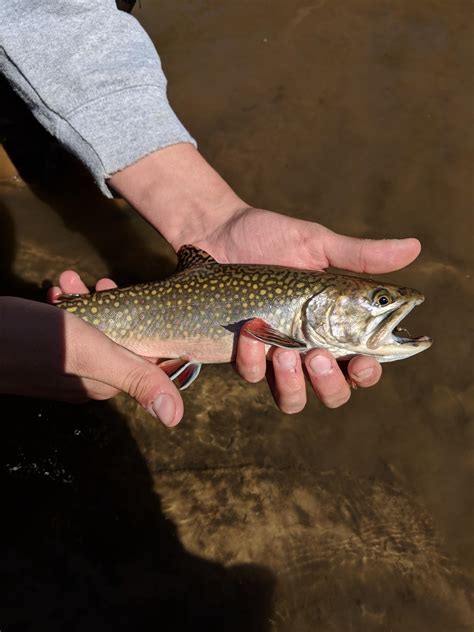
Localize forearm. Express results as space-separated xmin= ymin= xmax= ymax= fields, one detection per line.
xmin=0 ymin=0 xmax=194 ymax=196
xmin=108 ymin=143 xmax=249 ymax=254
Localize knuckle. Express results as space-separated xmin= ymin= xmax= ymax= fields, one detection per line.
xmin=122 ymin=366 xmax=154 ymax=403
xmin=236 ymin=359 xmax=265 ymax=383
xmin=276 ymin=365 xmax=303 ymax=394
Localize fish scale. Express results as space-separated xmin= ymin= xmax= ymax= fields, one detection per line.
xmin=56 ymin=245 xmax=432 ymax=387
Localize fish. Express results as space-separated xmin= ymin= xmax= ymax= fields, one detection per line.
xmin=56 ymin=245 xmax=432 ymax=390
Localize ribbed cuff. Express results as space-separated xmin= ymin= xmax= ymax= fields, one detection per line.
xmin=57 ymin=85 xmax=196 ymax=197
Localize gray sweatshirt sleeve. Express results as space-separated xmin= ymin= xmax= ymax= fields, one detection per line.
xmin=0 ymin=0 xmax=196 ymax=196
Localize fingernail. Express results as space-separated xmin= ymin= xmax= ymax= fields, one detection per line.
xmin=277 ymin=350 xmax=297 ymax=370
xmin=309 ymin=354 xmax=333 ymax=376
xmin=151 ymin=394 xmax=176 ymax=427
xmin=353 ymin=366 xmax=374 ymax=380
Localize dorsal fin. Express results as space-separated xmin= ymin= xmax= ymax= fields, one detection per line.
xmin=176 ymin=245 xmax=218 ymax=271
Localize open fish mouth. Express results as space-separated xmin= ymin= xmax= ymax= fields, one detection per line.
xmin=367 ymin=297 xmax=432 ymax=350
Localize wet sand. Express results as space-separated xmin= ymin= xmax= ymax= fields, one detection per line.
xmin=0 ymin=1 xmax=473 ymax=630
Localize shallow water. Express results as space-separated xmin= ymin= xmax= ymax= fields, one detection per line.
xmin=0 ymin=1 xmax=473 ymax=630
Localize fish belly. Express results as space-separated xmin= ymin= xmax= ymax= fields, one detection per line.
xmin=113 ymin=332 xmax=236 ymax=364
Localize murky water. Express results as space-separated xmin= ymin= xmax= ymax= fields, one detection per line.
xmin=0 ymin=1 xmax=472 ymax=630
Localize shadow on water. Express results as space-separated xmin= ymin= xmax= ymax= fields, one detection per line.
xmin=0 ymin=397 xmax=275 ymax=632
xmin=0 ymin=75 xmax=174 ymax=286
xmin=0 ymin=200 xmax=43 ymax=299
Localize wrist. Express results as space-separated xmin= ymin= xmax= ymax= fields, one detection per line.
xmin=108 ymin=144 xmax=248 ymax=253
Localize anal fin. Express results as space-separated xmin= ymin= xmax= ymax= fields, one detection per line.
xmin=158 ymin=358 xmax=202 ymax=391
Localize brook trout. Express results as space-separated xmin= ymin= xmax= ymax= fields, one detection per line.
xmin=56 ymin=245 xmax=432 ymax=389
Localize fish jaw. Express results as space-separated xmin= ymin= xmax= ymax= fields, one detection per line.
xmin=365 ymin=296 xmax=432 ymax=362
xmin=302 ymin=281 xmax=432 ymax=363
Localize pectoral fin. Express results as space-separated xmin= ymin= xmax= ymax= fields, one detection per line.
xmin=158 ymin=358 xmax=202 ymax=391
xmin=241 ymin=318 xmax=307 ymax=350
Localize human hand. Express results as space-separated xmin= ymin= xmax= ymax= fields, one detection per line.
xmin=0 ymin=276 xmax=183 ymax=426
xmin=108 ymin=144 xmax=421 ymax=413
xmin=194 ymin=207 xmax=421 ymax=412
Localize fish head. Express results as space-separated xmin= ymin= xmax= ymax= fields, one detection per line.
xmin=301 ymin=276 xmax=432 ymax=362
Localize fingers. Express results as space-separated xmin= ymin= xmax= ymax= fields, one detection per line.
xmin=235 ymin=331 xmax=267 ymax=383
xmin=322 ymin=230 xmax=421 ymax=274
xmin=48 ymin=270 xmax=89 ymax=303
xmin=59 ymin=270 xmax=90 ymax=293
xmin=48 ymin=271 xmax=117 ymax=304
xmin=305 ymin=349 xmax=351 ymax=408
xmin=347 ymin=355 xmax=383 ymax=388
xmin=95 ymin=278 xmax=117 ymax=291
xmin=271 ymin=349 xmax=307 ymax=414
xmin=236 ymin=332 xmax=381 ymax=412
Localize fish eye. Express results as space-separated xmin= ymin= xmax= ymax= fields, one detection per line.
xmin=371 ymin=288 xmax=392 ymax=307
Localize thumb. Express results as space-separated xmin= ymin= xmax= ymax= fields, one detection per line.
xmin=112 ymin=350 xmax=185 ymax=427
xmin=65 ymin=316 xmax=184 ymax=426
xmin=322 ymin=230 xmax=421 ymax=274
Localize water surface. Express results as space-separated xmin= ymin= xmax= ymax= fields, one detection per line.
xmin=0 ymin=1 xmax=472 ymax=630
